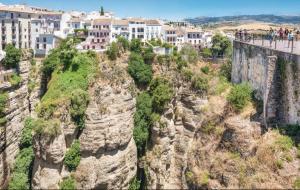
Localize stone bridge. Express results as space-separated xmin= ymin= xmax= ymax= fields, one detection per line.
xmin=232 ymin=40 xmax=300 ymax=125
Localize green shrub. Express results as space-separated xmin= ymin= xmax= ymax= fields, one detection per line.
xmin=275 ymin=135 xmax=293 ymax=152
xmin=275 ymin=159 xmax=284 ymax=169
xmin=150 ymin=78 xmax=173 ymax=113
xmin=128 ymin=55 xmax=152 ymax=86
xmin=3 ymin=44 xmax=21 ymax=69
xmin=9 ymin=73 xmax=22 ymax=87
xmin=202 ymin=48 xmax=212 ymax=58
xmin=176 ymin=56 xmax=188 ymax=70
xmin=130 ymin=39 xmax=142 ymax=53
xmin=20 ymin=118 xmax=34 ymax=149
xmin=219 ymin=60 xmax=232 ymax=81
xmin=8 ymin=147 xmax=34 ymax=190
xmin=191 ymin=76 xmax=209 ymax=93
xmin=143 ymin=47 xmax=155 ymax=64
xmin=106 ymin=42 xmax=119 ymax=60
xmin=133 ymin=92 xmax=152 ymax=153
xmin=33 ymin=118 xmax=61 ymax=137
xmin=227 ymin=83 xmax=252 ymax=111
xmin=201 ymin=66 xmax=210 ymax=75
xmin=8 ymin=172 xmax=30 ymax=190
xmin=64 ymin=140 xmax=81 ymax=171
xmin=13 ymin=147 xmax=34 ymax=174
xmin=70 ymin=89 xmax=89 ymax=129
xmin=59 ymin=176 xmax=76 ymax=190
xmin=294 ymin=177 xmax=300 ymax=189
xmin=182 ymin=69 xmax=193 ymax=81
xmin=129 ymin=177 xmax=141 ymax=190
xmin=0 ymin=92 xmax=8 ymax=127
xmin=117 ymin=36 xmax=130 ymax=51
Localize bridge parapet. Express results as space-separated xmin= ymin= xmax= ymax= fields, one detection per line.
xmin=232 ymin=40 xmax=300 ymax=125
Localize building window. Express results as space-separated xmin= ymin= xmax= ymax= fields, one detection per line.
xmin=10 ymin=13 xmax=13 ymax=19
xmin=36 ymin=44 xmax=39 ymax=49
xmin=43 ymin=37 xmax=46 ymax=43
xmin=36 ymin=37 xmax=39 ymax=42
xmin=132 ymin=28 xmax=135 ymax=32
xmin=36 ymin=29 xmax=38 ymax=32
xmin=92 ymin=46 xmax=95 ymax=49
xmin=43 ymin=44 xmax=46 ymax=49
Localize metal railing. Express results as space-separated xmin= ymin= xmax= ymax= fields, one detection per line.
xmin=235 ymin=33 xmax=299 ymax=54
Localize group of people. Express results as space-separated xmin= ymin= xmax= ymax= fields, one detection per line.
xmin=268 ymin=28 xmax=299 ymax=48
xmin=235 ymin=27 xmax=300 ymax=49
xmin=235 ymin=29 xmax=251 ymax=42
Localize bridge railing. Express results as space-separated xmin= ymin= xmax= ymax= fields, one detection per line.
xmin=234 ymin=33 xmax=298 ymax=53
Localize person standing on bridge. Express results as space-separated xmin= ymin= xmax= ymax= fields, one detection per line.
xmin=269 ymin=28 xmax=275 ymax=47
xmin=284 ymin=28 xmax=289 ymax=40
xmin=279 ymin=28 xmax=284 ymax=41
xmin=288 ymin=30 xmax=294 ymax=49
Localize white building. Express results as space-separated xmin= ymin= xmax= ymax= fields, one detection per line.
xmin=0 ymin=4 xmax=62 ymax=56
xmin=111 ymin=19 xmax=129 ymax=42
xmin=145 ymin=20 xmax=162 ymax=41
xmin=184 ymin=28 xmax=204 ymax=50
xmin=162 ymin=25 xmax=177 ymax=46
xmin=128 ymin=18 xmax=146 ymax=41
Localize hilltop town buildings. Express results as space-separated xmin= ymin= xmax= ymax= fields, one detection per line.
xmin=0 ymin=4 xmax=213 ymax=55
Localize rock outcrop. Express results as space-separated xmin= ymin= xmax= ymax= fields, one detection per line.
xmin=31 ymin=58 xmax=137 ymax=189
xmin=0 ymin=57 xmax=33 ymax=188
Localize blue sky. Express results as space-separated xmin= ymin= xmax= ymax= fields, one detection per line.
xmin=2 ymin=0 xmax=300 ymax=20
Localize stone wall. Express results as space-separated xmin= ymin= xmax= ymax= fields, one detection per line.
xmin=232 ymin=41 xmax=300 ymax=125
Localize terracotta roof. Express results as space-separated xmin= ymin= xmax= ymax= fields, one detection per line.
xmin=112 ymin=19 xmax=129 ymax=26
xmin=93 ymin=18 xmax=112 ymax=24
xmin=145 ymin=19 xmax=161 ymax=26
xmin=185 ymin=28 xmax=202 ymax=33
xmin=69 ymin=17 xmax=82 ymax=23
xmin=162 ymin=25 xmax=176 ymax=31
xmin=128 ymin=18 xmax=145 ymax=23
xmin=0 ymin=5 xmax=61 ymax=15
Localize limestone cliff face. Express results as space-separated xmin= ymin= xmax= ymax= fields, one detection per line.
xmin=0 ymin=54 xmax=35 ymax=188
xmin=146 ymin=81 xmax=299 ymax=189
xmin=32 ymin=58 xmax=137 ymax=189
xmin=146 ymin=86 xmax=210 ymax=189
xmin=74 ymin=81 xmax=137 ymax=189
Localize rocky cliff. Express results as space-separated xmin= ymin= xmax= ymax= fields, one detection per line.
xmin=146 ymin=60 xmax=300 ymax=189
xmin=31 ymin=55 xmax=137 ymax=189
xmin=0 ymin=51 xmax=39 ymax=188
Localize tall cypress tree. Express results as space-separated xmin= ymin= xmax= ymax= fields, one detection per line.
xmin=100 ymin=6 xmax=104 ymax=16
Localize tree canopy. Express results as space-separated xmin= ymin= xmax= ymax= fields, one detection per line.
xmin=211 ymin=34 xmax=232 ymax=58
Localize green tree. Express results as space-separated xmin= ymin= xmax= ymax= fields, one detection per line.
xmin=129 ymin=177 xmax=141 ymax=190
xmin=100 ymin=6 xmax=104 ymax=16
xmin=150 ymin=78 xmax=173 ymax=113
xmin=64 ymin=140 xmax=81 ymax=171
xmin=70 ymin=89 xmax=89 ymax=129
xmin=191 ymin=76 xmax=209 ymax=93
xmin=106 ymin=42 xmax=119 ymax=60
xmin=3 ymin=44 xmax=21 ymax=69
xmin=117 ymin=36 xmax=130 ymax=52
xmin=211 ymin=34 xmax=232 ymax=58
xmin=128 ymin=55 xmax=152 ymax=86
xmin=143 ymin=46 xmax=155 ymax=64
xmin=133 ymin=92 xmax=153 ymax=153
xmin=130 ymin=39 xmax=142 ymax=53
xmin=202 ymin=48 xmax=212 ymax=58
